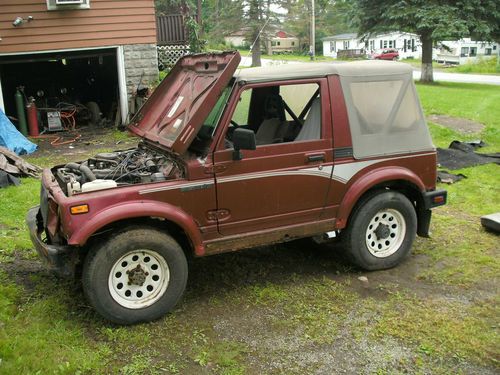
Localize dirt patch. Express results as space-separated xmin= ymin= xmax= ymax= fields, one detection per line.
xmin=27 ymin=126 xmax=137 ymax=162
xmin=427 ymin=115 xmax=485 ymax=134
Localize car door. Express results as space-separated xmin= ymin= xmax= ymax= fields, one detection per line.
xmin=211 ymin=79 xmax=334 ymax=236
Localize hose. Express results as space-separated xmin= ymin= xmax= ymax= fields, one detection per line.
xmin=64 ymin=162 xmax=96 ymax=182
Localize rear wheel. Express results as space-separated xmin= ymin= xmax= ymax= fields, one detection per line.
xmin=341 ymin=191 xmax=417 ymax=270
xmin=83 ymin=227 xmax=188 ymax=324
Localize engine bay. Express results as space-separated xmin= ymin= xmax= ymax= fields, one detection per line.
xmin=54 ymin=143 xmax=184 ymax=196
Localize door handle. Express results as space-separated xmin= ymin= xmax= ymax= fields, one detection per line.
xmin=307 ymin=154 xmax=325 ymax=163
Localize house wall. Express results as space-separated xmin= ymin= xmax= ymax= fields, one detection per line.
xmin=224 ymin=36 xmax=246 ymax=48
xmin=268 ymin=37 xmax=299 ymax=54
xmin=323 ymin=32 xmax=422 ymax=59
xmin=367 ymin=32 xmax=421 ymax=59
xmin=322 ymin=38 xmax=363 ymax=58
xmin=0 ymin=0 xmax=156 ymax=53
xmin=123 ymin=43 xmax=158 ymax=97
xmin=436 ymin=38 xmax=498 ymax=64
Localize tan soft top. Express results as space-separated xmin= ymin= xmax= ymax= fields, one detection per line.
xmin=234 ymin=60 xmax=413 ymax=83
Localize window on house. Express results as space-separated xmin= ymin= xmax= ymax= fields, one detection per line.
xmin=485 ymin=48 xmax=492 ymax=56
xmin=291 ymin=41 xmax=295 ymax=46
xmin=383 ymin=40 xmax=388 ymax=48
xmin=493 ymin=45 xmax=497 ymax=50
xmin=460 ymin=47 xmax=469 ymax=57
xmin=369 ymin=40 xmax=374 ymax=50
xmin=277 ymin=41 xmax=281 ymax=46
xmin=330 ymin=42 xmax=336 ymax=52
xmin=470 ymin=47 xmax=477 ymax=57
xmin=47 ymin=0 xmax=90 ymax=10
xmin=388 ymin=40 xmax=393 ymax=48
xmin=271 ymin=41 xmax=276 ymax=46
xmin=380 ymin=40 xmax=383 ymax=49
xmin=343 ymin=41 xmax=350 ymax=49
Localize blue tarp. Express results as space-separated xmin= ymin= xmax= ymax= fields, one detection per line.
xmin=0 ymin=109 xmax=37 ymax=155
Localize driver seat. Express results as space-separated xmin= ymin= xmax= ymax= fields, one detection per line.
xmin=256 ymin=95 xmax=286 ymax=145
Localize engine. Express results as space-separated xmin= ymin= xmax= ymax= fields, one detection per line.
xmin=55 ymin=143 xmax=183 ymax=196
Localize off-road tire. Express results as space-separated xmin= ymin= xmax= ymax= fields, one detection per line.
xmin=82 ymin=227 xmax=188 ymax=324
xmin=341 ymin=191 xmax=417 ymax=270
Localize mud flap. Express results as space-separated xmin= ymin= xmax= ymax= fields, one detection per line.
xmin=417 ymin=208 xmax=431 ymax=238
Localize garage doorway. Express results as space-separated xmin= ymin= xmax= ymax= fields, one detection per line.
xmin=0 ymin=47 xmax=124 ymax=130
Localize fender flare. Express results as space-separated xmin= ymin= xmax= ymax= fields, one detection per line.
xmin=336 ymin=166 xmax=425 ymax=229
xmin=68 ymin=200 xmax=205 ymax=256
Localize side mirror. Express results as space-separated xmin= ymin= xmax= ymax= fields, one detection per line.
xmin=232 ymin=128 xmax=256 ymax=160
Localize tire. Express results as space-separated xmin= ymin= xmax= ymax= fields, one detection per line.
xmin=82 ymin=227 xmax=188 ymax=324
xmin=341 ymin=191 xmax=417 ymax=271
xmin=392 ymin=56 xmax=398 ymax=61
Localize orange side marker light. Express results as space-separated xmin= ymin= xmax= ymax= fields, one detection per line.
xmin=70 ymin=204 xmax=89 ymax=215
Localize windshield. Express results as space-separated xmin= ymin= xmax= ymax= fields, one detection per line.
xmin=203 ymin=83 xmax=233 ymax=134
xmin=187 ymin=83 xmax=233 ymax=156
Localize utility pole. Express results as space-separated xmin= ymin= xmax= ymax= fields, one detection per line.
xmin=310 ymin=0 xmax=315 ymax=60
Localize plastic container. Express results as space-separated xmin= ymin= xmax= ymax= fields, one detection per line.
xmin=81 ymin=179 xmax=117 ymax=193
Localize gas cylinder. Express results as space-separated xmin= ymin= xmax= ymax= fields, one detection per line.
xmin=15 ymin=87 xmax=28 ymax=136
xmin=26 ymin=97 xmax=39 ymax=136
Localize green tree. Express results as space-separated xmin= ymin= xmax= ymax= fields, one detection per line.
xmin=201 ymin=0 xmax=245 ymax=44
xmin=351 ymin=0 xmax=500 ymax=82
xmin=282 ymin=0 xmax=355 ymax=54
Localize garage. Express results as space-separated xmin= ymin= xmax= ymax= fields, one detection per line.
xmin=0 ymin=47 xmax=121 ymax=131
xmin=0 ymin=0 xmax=161 ymax=135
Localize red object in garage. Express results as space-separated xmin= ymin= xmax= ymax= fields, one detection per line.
xmin=26 ymin=98 xmax=39 ymax=136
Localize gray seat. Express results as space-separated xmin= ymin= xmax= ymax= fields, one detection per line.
xmin=295 ymin=97 xmax=321 ymax=141
xmin=255 ymin=94 xmax=286 ymax=145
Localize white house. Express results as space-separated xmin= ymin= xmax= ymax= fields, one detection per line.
xmin=322 ymin=32 xmax=422 ymax=59
xmin=224 ymin=29 xmax=250 ymax=48
xmin=225 ymin=29 xmax=299 ymax=55
xmin=435 ymin=38 xmax=498 ymax=65
xmin=322 ymin=33 xmax=364 ymax=58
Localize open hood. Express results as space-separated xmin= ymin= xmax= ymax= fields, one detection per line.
xmin=129 ymin=51 xmax=241 ymax=154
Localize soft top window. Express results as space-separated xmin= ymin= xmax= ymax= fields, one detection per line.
xmin=341 ymin=74 xmax=434 ymax=159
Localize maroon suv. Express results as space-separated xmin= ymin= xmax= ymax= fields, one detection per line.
xmin=27 ymin=51 xmax=446 ymax=324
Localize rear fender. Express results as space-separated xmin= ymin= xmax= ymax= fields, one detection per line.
xmin=68 ymin=200 xmax=205 ymax=256
xmin=336 ymin=166 xmax=425 ymax=229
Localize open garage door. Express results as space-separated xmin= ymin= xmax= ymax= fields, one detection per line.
xmin=0 ymin=47 xmax=123 ymax=131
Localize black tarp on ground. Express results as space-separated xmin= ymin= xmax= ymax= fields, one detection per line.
xmin=0 ymin=170 xmax=20 ymax=187
xmin=437 ymin=141 xmax=500 ymax=170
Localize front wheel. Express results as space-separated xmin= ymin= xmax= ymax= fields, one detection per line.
xmin=82 ymin=227 xmax=188 ymax=324
xmin=341 ymin=191 xmax=417 ymax=270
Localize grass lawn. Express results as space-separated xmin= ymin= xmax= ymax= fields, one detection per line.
xmin=0 ymin=82 xmax=499 ymax=374
xmin=445 ymin=57 xmax=499 ymax=75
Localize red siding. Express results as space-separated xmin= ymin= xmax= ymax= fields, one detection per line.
xmin=0 ymin=0 xmax=156 ymax=53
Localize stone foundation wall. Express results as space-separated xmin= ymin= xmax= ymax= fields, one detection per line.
xmin=123 ymin=43 xmax=159 ymax=98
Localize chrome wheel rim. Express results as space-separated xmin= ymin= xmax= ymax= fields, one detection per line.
xmin=365 ymin=209 xmax=406 ymax=258
xmin=108 ymin=250 xmax=169 ymax=309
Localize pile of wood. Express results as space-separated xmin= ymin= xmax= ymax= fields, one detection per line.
xmin=0 ymin=146 xmax=41 ymax=187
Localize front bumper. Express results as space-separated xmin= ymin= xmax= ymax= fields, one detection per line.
xmin=26 ymin=206 xmax=76 ymax=277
